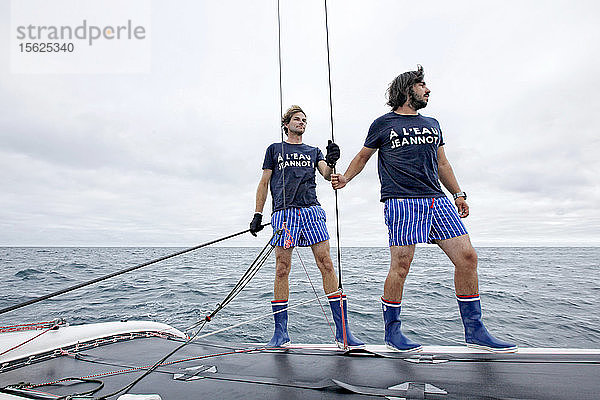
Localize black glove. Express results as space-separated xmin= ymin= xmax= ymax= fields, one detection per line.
xmin=325 ymin=140 xmax=340 ymax=168
xmin=249 ymin=213 xmax=263 ymax=236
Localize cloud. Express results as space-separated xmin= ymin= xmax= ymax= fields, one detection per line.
xmin=1 ymin=0 xmax=599 ymax=246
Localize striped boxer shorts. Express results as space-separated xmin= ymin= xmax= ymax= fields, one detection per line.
xmin=384 ymin=196 xmax=468 ymax=246
xmin=270 ymin=205 xmax=330 ymax=248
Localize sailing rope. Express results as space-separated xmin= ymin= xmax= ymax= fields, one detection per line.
xmin=185 ymin=232 xmax=280 ymax=333
xmin=0 ymin=235 xmax=281 ymax=399
xmin=4 ymin=3 xmax=347 ymax=397
xmin=274 ymin=0 xmax=338 ymax=345
xmin=92 ymin=230 xmax=280 ymax=399
xmin=193 ymin=290 xmax=338 ymax=341
xmin=0 ymin=320 xmax=64 ymax=333
xmin=0 ymin=228 xmax=268 ymax=317
xmin=0 ymin=320 xmax=62 ymax=357
xmin=0 ymin=229 xmax=274 ymax=398
xmin=276 ymin=0 xmax=288 ymax=215
xmin=293 ymin=251 xmax=337 ymax=340
xmin=16 ymin=347 xmax=269 ymax=392
xmin=11 ymin=293 xmax=340 ymax=399
xmin=323 ymin=0 xmax=343 ymax=293
xmin=322 ymin=0 xmax=348 ymax=348
xmin=273 ymin=0 xmax=345 ymax=347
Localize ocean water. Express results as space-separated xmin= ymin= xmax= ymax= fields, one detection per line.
xmin=1 ymin=247 xmax=599 ymax=348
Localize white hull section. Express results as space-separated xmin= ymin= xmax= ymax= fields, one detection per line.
xmin=0 ymin=320 xmax=186 ymax=364
xmin=2 ymin=320 xmax=599 ymax=367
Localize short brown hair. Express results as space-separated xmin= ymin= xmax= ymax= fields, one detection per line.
xmin=281 ymin=105 xmax=306 ymax=134
xmin=386 ymin=65 xmax=424 ymax=110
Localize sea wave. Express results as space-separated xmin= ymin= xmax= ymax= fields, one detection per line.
xmin=1 ymin=247 xmax=599 ymax=348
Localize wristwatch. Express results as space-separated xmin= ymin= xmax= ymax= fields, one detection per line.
xmin=453 ymin=192 xmax=467 ymax=200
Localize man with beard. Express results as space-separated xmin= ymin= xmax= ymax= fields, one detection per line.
xmin=331 ymin=66 xmax=516 ymax=353
xmin=250 ymin=105 xmax=364 ymax=349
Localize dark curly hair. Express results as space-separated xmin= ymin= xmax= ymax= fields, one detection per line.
xmin=281 ymin=105 xmax=306 ymax=134
xmin=386 ymin=65 xmax=424 ymax=110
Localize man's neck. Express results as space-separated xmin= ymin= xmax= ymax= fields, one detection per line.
xmin=393 ymin=105 xmax=418 ymax=115
xmin=286 ymin=133 xmax=303 ymax=144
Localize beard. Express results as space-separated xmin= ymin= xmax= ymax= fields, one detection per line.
xmin=408 ymin=88 xmax=428 ymax=110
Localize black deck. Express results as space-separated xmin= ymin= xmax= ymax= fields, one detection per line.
xmin=1 ymin=337 xmax=599 ymax=399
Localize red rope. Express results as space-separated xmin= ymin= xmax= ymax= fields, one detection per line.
xmin=339 ymin=294 xmax=348 ymax=349
xmin=26 ymin=346 xmax=270 ymax=388
xmin=281 ymin=221 xmax=295 ymax=249
xmin=0 ymin=323 xmax=58 ymax=357
xmin=0 ymin=321 xmax=56 ymax=333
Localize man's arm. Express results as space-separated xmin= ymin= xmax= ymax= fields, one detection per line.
xmin=331 ymin=147 xmax=376 ymax=189
xmin=250 ymin=169 xmax=272 ymax=236
xmin=317 ymin=161 xmax=333 ymax=181
xmin=317 ymin=140 xmax=340 ymax=181
xmin=255 ymin=169 xmax=272 ymax=213
xmin=437 ymin=146 xmax=469 ymax=218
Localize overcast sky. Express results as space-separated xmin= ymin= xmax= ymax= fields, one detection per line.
xmin=1 ymin=0 xmax=599 ymax=247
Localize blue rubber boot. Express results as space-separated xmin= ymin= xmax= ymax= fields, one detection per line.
xmin=328 ymin=294 xmax=365 ymax=349
xmin=267 ymin=300 xmax=291 ymax=347
xmin=382 ymin=298 xmax=422 ymax=352
xmin=457 ymin=295 xmax=517 ymax=353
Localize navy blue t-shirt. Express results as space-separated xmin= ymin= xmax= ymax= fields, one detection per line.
xmin=262 ymin=142 xmax=325 ymax=212
xmin=364 ymin=112 xmax=446 ymax=201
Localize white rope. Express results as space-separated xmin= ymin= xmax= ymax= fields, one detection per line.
xmin=191 ymin=290 xmax=341 ymax=340
xmin=288 ymin=309 xmax=329 ymax=320
xmin=293 ymin=248 xmax=337 ymax=341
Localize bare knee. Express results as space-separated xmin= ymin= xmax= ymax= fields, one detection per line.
xmin=315 ymin=253 xmax=335 ymax=275
xmin=458 ymin=248 xmax=478 ymax=271
xmin=275 ymin=257 xmax=291 ymax=280
xmin=389 ymin=266 xmax=410 ymax=281
xmin=390 ymin=253 xmax=413 ymax=279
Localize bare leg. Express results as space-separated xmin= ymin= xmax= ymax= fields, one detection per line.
xmin=382 ymin=245 xmax=421 ymax=351
xmin=384 ymin=245 xmax=416 ymax=301
xmin=436 ymin=234 xmax=478 ymax=295
xmin=274 ymin=246 xmax=293 ymax=300
xmin=437 ymin=234 xmax=517 ymax=351
xmin=312 ymin=240 xmax=363 ymax=347
xmin=310 ymin=240 xmax=339 ymax=294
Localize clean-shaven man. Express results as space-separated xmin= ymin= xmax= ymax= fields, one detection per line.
xmin=251 ymin=105 xmax=363 ymax=349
